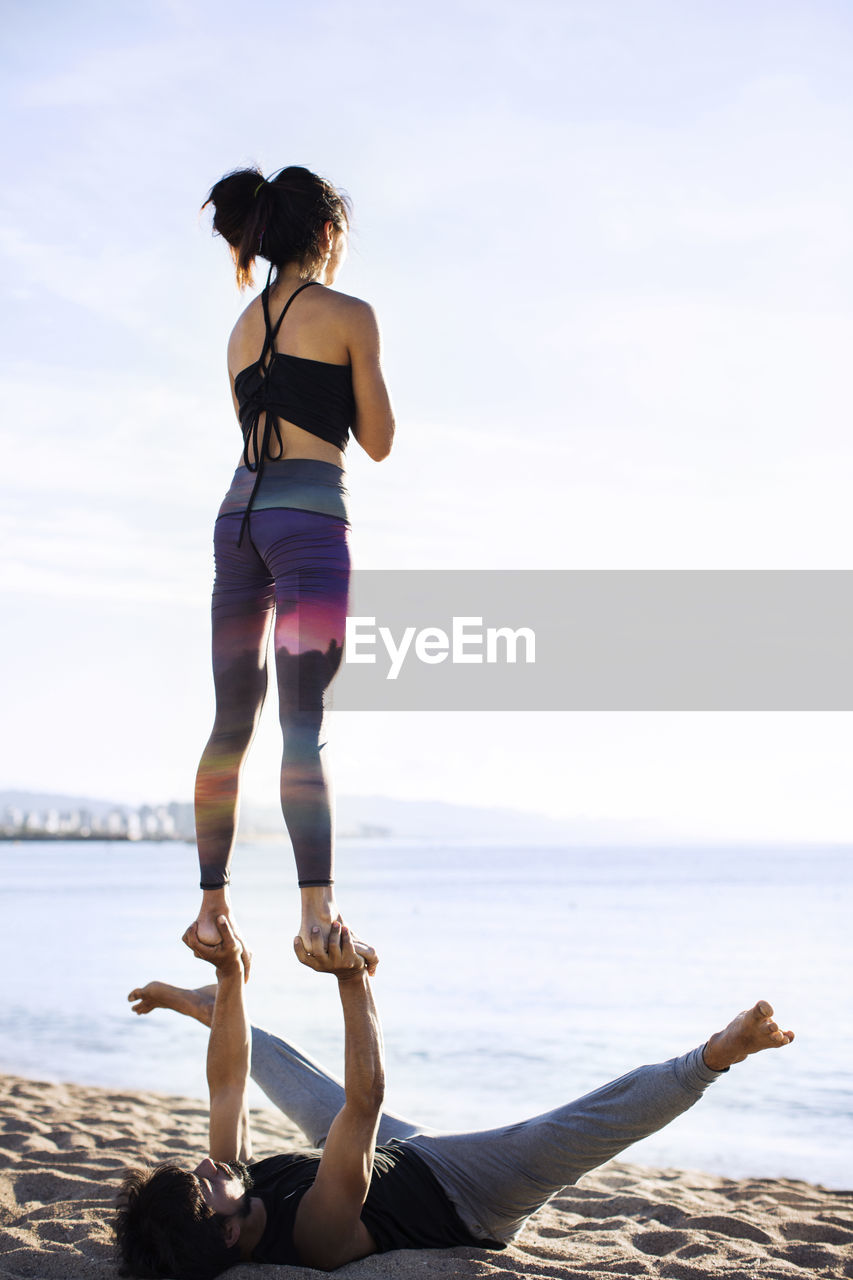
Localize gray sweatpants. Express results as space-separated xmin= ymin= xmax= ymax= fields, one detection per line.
xmin=250 ymin=1026 xmax=723 ymax=1244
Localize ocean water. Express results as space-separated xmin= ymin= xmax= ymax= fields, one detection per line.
xmin=1 ymin=838 xmax=851 ymax=1189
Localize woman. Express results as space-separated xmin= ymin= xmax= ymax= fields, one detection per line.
xmin=191 ymin=164 xmax=394 ymax=968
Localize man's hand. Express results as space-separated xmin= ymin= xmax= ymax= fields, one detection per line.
xmin=182 ymin=915 xmax=245 ymax=977
xmin=187 ymin=902 xmax=252 ymax=981
xmin=294 ymin=921 xmax=367 ymax=980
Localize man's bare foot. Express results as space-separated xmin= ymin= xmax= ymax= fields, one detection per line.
xmin=703 ymin=1000 xmax=795 ymax=1071
xmin=299 ymin=887 xmax=378 ymax=976
xmin=127 ymin=981 xmax=217 ymax=1028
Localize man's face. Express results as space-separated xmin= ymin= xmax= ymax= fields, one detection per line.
xmin=192 ymin=1158 xmax=253 ymax=1218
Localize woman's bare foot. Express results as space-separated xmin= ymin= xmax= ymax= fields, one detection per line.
xmin=703 ymin=1000 xmax=795 ymax=1071
xmin=299 ymin=886 xmax=378 ymax=975
xmin=190 ymin=891 xmax=251 ymax=981
xmin=299 ymin=885 xmax=339 ymax=955
xmin=195 ymin=886 xmax=232 ymax=942
xmin=127 ymin=981 xmax=217 ymax=1028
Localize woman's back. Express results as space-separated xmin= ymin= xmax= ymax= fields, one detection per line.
xmin=227 ymin=272 xmax=389 ymax=468
xmin=228 ymin=274 xmax=365 ymax=466
xmin=229 ymin=277 xmax=359 ymax=374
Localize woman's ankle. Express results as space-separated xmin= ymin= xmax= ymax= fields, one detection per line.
xmin=200 ymin=887 xmax=231 ymax=913
xmin=299 ymin=884 xmax=336 ymax=911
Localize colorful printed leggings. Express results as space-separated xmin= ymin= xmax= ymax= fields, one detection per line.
xmin=195 ymin=506 xmax=350 ymax=890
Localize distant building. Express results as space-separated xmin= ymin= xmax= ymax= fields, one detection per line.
xmin=0 ymin=798 xmax=193 ymax=842
xmin=168 ymin=801 xmax=196 ymax=841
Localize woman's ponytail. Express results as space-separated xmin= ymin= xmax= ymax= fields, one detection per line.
xmin=203 ymin=164 xmax=351 ymax=289
xmin=202 ymin=167 xmax=268 ymax=289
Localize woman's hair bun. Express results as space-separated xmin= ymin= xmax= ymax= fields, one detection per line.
xmin=203 ymin=164 xmax=350 ymax=289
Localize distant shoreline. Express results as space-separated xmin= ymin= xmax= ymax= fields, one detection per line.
xmin=0 ymin=830 xmax=388 ymax=843
xmin=0 ymin=832 xmax=188 ymax=843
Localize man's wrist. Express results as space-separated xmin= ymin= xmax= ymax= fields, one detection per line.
xmin=336 ymin=967 xmax=368 ymax=987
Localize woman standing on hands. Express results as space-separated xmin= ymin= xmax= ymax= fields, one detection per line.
xmin=191 ymin=165 xmax=394 ymax=967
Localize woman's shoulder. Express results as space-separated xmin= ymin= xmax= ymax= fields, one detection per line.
xmin=317 ymin=288 xmax=381 ymax=344
xmin=228 ymin=292 xmax=263 ymax=346
xmin=310 ymin=284 xmax=375 ymax=320
xmin=294 ymin=287 xmax=381 ymax=360
xmin=319 ymin=283 xmax=370 ymax=307
xmin=227 ymin=299 xmax=260 ymax=375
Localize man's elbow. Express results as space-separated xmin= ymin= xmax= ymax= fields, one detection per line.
xmin=361 ymin=1075 xmax=385 ymax=1117
xmin=354 ymin=1074 xmax=385 ymax=1117
xmin=207 ymin=1070 xmax=249 ymax=1098
xmin=371 ymin=1075 xmax=386 ymax=1112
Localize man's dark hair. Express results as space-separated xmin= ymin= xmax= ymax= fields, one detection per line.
xmin=114 ymin=1162 xmax=242 ymax=1280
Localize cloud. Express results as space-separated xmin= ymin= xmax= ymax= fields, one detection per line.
xmin=3 ymin=0 xmax=853 ymax=814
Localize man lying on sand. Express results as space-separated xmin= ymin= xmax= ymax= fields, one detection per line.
xmin=116 ymin=917 xmax=794 ymax=1278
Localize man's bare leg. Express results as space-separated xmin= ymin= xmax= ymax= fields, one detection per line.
xmin=128 ymin=982 xmax=217 ymax=1028
xmin=703 ymin=999 xmax=795 ymax=1070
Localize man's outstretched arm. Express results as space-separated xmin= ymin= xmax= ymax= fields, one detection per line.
xmin=182 ymin=915 xmax=252 ymax=1164
xmin=292 ymin=922 xmax=384 ymax=1271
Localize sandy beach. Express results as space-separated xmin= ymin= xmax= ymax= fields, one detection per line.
xmin=0 ymin=1073 xmax=851 ymax=1280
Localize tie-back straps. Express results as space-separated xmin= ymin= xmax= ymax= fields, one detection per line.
xmin=237 ymin=269 xmax=321 ymax=545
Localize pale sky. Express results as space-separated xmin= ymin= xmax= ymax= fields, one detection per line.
xmin=2 ymin=0 xmax=852 ymax=840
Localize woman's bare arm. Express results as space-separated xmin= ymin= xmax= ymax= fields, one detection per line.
xmin=348 ymin=301 xmax=395 ymax=461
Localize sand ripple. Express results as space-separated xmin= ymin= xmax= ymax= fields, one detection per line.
xmin=0 ymin=1073 xmax=851 ymax=1279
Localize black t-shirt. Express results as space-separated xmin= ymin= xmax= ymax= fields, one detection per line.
xmin=250 ymin=1140 xmax=503 ymax=1265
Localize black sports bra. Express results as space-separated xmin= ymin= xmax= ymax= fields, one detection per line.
xmin=233 ymin=267 xmax=355 ymax=542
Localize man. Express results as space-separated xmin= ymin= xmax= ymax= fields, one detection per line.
xmin=116 ymin=917 xmax=794 ymax=1278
